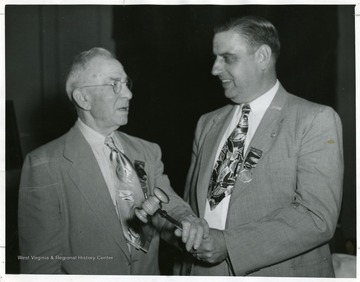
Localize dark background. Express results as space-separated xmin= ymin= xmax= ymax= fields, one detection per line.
xmin=113 ymin=5 xmax=340 ymax=193
xmin=5 ymin=5 xmax=356 ymax=274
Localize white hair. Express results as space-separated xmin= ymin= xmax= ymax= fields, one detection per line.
xmin=65 ymin=47 xmax=114 ymax=101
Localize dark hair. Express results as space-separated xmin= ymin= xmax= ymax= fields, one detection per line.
xmin=215 ymin=15 xmax=280 ymax=60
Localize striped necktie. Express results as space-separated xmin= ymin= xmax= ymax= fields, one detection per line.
xmin=207 ymin=104 xmax=251 ymax=210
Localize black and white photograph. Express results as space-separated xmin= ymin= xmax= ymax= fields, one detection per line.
xmin=2 ymin=1 xmax=357 ymax=281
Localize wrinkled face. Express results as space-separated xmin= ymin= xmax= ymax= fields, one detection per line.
xmin=212 ymin=30 xmax=262 ymax=104
xmin=81 ymin=56 xmax=132 ymax=135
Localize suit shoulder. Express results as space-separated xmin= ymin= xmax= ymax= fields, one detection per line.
xmin=286 ymin=93 xmax=335 ymax=111
xmin=21 ymin=131 xmax=70 ymax=170
xmin=26 ymin=132 xmax=68 ymax=159
xmin=116 ymin=131 xmax=160 ymax=151
xmin=286 ymin=93 xmax=338 ymax=118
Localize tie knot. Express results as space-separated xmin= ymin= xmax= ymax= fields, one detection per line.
xmin=105 ymin=136 xmax=118 ymax=152
xmin=242 ymin=103 xmax=251 ymax=114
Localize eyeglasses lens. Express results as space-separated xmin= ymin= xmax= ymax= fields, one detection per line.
xmin=113 ymin=78 xmax=132 ymax=94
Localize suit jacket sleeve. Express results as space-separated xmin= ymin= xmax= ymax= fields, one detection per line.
xmin=18 ymin=153 xmax=64 ymax=274
xmin=148 ymin=142 xmax=196 ymax=236
xmin=224 ymin=106 xmax=344 ymax=275
xmin=183 ymin=119 xmax=201 ymax=204
xmin=184 ymin=114 xmax=208 ymax=215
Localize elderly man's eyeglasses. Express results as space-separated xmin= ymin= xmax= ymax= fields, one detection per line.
xmin=78 ymin=77 xmax=133 ymax=94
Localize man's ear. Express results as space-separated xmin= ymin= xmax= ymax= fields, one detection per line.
xmin=256 ymin=44 xmax=272 ymax=70
xmin=72 ymin=88 xmax=91 ymax=110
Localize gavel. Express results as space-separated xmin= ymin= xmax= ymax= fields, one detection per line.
xmin=135 ymin=187 xmax=182 ymax=230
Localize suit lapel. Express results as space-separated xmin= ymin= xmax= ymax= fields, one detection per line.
xmin=64 ymin=126 xmax=131 ymax=260
xmin=116 ymin=132 xmax=138 ymax=166
xmin=196 ymin=106 xmax=237 ymax=218
xmin=230 ymin=85 xmax=289 ymax=200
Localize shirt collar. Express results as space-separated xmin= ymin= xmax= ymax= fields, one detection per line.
xmin=76 ymin=118 xmax=125 ymax=153
xmin=249 ymin=79 xmax=279 ymax=116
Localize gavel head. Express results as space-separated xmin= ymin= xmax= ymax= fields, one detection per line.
xmin=153 ymin=187 xmax=170 ymax=204
xmin=135 ymin=187 xmax=170 ymax=223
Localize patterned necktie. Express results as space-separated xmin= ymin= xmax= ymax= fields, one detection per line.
xmin=105 ymin=136 xmax=147 ymax=252
xmin=207 ymin=104 xmax=251 ymax=210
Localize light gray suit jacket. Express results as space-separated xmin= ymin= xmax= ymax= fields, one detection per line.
xmin=183 ymin=85 xmax=343 ymax=277
xmin=18 ymin=125 xmax=194 ymax=275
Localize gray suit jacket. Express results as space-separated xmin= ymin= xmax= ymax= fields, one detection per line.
xmin=183 ymin=85 xmax=343 ymax=277
xmin=18 ymin=125 xmax=194 ymax=274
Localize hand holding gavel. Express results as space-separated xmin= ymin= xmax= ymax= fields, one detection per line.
xmin=135 ymin=187 xmax=182 ymax=230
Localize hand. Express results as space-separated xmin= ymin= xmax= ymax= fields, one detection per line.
xmin=191 ymin=228 xmax=228 ymax=264
xmin=174 ymin=215 xmax=209 ymax=252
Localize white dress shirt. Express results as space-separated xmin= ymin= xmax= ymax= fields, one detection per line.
xmin=204 ymin=80 xmax=279 ymax=230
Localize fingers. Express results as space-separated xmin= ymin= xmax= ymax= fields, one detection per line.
xmin=202 ymin=218 xmax=210 ymax=239
xmin=192 ymin=218 xmax=210 ymax=249
xmin=177 ymin=215 xmax=209 ymax=252
xmin=193 ymin=220 xmax=205 ymax=250
xmin=180 ymin=220 xmax=192 ymax=251
xmin=193 ymin=252 xmax=202 ymax=261
xmin=174 ymin=228 xmax=182 ymax=237
xmin=185 ymin=222 xmax=200 ymax=252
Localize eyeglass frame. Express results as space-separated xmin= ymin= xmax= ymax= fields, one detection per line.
xmin=76 ymin=77 xmax=133 ymax=94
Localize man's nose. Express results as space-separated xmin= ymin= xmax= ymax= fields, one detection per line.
xmin=211 ymin=57 xmax=223 ymax=76
xmin=121 ymin=86 xmax=133 ymax=100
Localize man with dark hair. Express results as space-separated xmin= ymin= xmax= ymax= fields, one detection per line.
xmin=18 ymin=47 xmax=208 ymax=275
xmin=182 ymin=15 xmax=343 ymax=277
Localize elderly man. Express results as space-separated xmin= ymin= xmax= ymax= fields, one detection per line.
xmin=18 ymin=47 xmax=208 ymax=275
xmin=181 ymin=15 xmax=343 ymax=277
